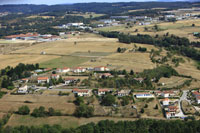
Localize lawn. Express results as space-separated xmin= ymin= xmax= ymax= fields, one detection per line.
xmin=40 ymin=56 xmax=92 ymax=68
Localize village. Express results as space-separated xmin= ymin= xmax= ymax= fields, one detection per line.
xmin=9 ymin=64 xmax=199 ymax=120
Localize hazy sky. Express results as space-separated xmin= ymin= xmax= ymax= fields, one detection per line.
xmin=0 ymin=0 xmax=158 ymax=5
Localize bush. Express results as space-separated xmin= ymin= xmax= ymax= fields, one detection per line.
xmin=17 ymin=106 xmax=30 ymax=115
xmin=74 ymin=103 xmax=94 ymax=118
xmin=140 ymin=108 xmax=144 ymax=113
xmin=31 ymin=106 xmax=46 ymax=117
xmin=101 ymin=94 xmax=116 ymax=106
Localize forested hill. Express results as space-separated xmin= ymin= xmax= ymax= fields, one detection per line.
xmin=0 ymin=2 xmax=199 ymax=14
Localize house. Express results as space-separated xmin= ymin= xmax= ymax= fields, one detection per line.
xmin=162 ymin=98 xmax=170 ymax=106
xmin=18 ymin=85 xmax=28 ymax=93
xmin=161 ymin=91 xmax=175 ymax=98
xmin=44 ymin=68 xmax=52 ymax=71
xmin=73 ymin=67 xmax=86 ymax=73
xmin=5 ymin=33 xmax=39 ymax=40
xmin=118 ymin=90 xmax=131 ymax=97
xmin=94 ymin=66 xmax=109 ymax=71
xmin=72 ymin=88 xmax=92 ymax=97
xmin=99 ymin=73 xmax=112 ymax=78
xmin=51 ymin=74 xmax=60 ymax=79
xmin=98 ymin=89 xmax=110 ymax=96
xmin=37 ymin=77 xmax=49 ymax=84
xmin=64 ymin=78 xmax=77 ymax=85
xmin=167 ymin=106 xmax=178 ymax=116
xmin=135 ymin=93 xmax=154 ymax=98
xmin=35 ymin=69 xmax=43 ymax=73
xmin=21 ymin=78 xmax=29 ymax=83
xmin=165 ymin=112 xmax=171 ymax=119
xmin=133 ymin=78 xmax=144 ymax=83
xmin=56 ymin=67 xmax=70 ymax=73
xmin=192 ymin=91 xmax=200 ymax=104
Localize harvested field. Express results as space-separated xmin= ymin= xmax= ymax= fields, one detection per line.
xmin=6 ymin=114 xmax=141 ymax=128
xmin=0 ymin=94 xmax=76 ymax=114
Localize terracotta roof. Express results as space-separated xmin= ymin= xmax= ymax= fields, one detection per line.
xmin=168 ymin=106 xmax=177 ymax=112
xmin=37 ymin=77 xmax=49 ymax=80
xmin=163 ymin=98 xmax=169 ymax=101
xmin=193 ymin=91 xmax=200 ymax=96
xmin=5 ymin=33 xmax=39 ymax=39
xmin=98 ymin=89 xmax=109 ymax=92
xmin=21 ymin=78 xmax=29 ymax=81
xmin=73 ymin=88 xmax=89 ymax=93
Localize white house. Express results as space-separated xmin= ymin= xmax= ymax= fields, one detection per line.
xmin=73 ymin=67 xmax=86 ymax=73
xmin=98 ymin=89 xmax=110 ymax=96
xmin=161 ymin=91 xmax=175 ymax=98
xmin=135 ymin=93 xmax=154 ymax=98
xmin=51 ymin=74 xmax=60 ymax=79
xmin=94 ymin=66 xmax=109 ymax=71
xmin=64 ymin=78 xmax=76 ymax=85
xmin=18 ymin=85 xmax=28 ymax=93
xmin=56 ymin=67 xmax=70 ymax=73
xmin=37 ymin=77 xmax=49 ymax=84
xmin=118 ymin=90 xmax=131 ymax=97
xmin=162 ymin=98 xmax=170 ymax=106
xmin=72 ymin=88 xmax=92 ymax=97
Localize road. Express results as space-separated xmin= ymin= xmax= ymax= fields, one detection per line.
xmin=175 ymin=90 xmax=189 ymax=118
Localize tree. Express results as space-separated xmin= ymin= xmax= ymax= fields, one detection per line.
xmin=154 ymin=104 xmax=158 ymax=109
xmin=74 ymin=97 xmax=84 ymax=105
xmin=17 ymin=105 xmax=30 ymax=115
xmin=101 ymin=94 xmax=116 ymax=106
xmin=31 ymin=106 xmax=46 ymax=117
xmin=192 ymin=24 xmax=195 ymax=27
xmin=74 ymin=103 xmax=94 ymax=118
xmin=130 ymin=70 xmax=134 ymax=75
xmin=121 ymin=96 xmax=129 ymax=106
xmin=117 ymin=47 xmax=121 ymax=53
xmin=140 ymin=108 xmax=144 ymax=113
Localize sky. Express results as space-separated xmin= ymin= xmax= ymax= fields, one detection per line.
xmin=0 ymin=0 xmax=159 ymax=5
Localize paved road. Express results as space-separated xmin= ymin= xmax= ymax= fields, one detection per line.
xmin=175 ymin=90 xmax=189 ymax=117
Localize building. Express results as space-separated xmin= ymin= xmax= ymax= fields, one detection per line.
xmin=98 ymin=89 xmax=110 ymax=96
xmin=162 ymin=98 xmax=170 ymax=106
xmin=5 ymin=33 xmax=39 ymax=40
xmin=21 ymin=78 xmax=29 ymax=83
xmin=51 ymin=74 xmax=60 ymax=79
xmin=161 ymin=91 xmax=175 ymax=98
xmin=133 ymin=78 xmax=144 ymax=83
xmin=118 ymin=90 xmax=131 ymax=97
xmin=56 ymin=67 xmax=70 ymax=73
xmin=18 ymin=85 xmax=28 ymax=93
xmin=72 ymin=88 xmax=92 ymax=97
xmin=192 ymin=91 xmax=200 ymax=104
xmin=135 ymin=93 xmax=154 ymax=98
xmin=37 ymin=77 xmax=49 ymax=84
xmin=64 ymin=78 xmax=77 ymax=85
xmin=73 ymin=67 xmax=86 ymax=73
xmin=99 ymin=73 xmax=112 ymax=78
xmin=94 ymin=66 xmax=109 ymax=71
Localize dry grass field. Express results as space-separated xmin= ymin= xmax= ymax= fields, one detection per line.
xmin=6 ymin=114 xmax=141 ymax=128
xmin=97 ymin=19 xmax=200 ymax=42
xmin=0 ymin=33 xmax=157 ymax=72
xmin=0 ymin=93 xmax=76 ymax=114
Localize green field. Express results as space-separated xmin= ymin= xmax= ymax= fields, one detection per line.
xmin=40 ymin=56 xmax=92 ymax=68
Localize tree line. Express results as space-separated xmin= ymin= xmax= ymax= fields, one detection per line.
xmin=1 ymin=119 xmax=200 ymax=133
xmin=99 ymin=31 xmax=200 ymax=62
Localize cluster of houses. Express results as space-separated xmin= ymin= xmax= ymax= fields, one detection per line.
xmin=155 ymin=90 xmax=180 ymax=119
xmin=56 ymin=66 xmax=110 ymax=74
xmin=57 ymin=23 xmax=92 ymax=30
xmin=4 ymin=33 xmax=61 ymax=42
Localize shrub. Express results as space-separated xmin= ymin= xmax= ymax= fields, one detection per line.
xmin=17 ymin=106 xmax=30 ymax=115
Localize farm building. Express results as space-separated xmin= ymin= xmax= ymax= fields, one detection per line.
xmin=135 ymin=93 xmax=154 ymax=98
xmin=18 ymin=85 xmax=28 ymax=93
